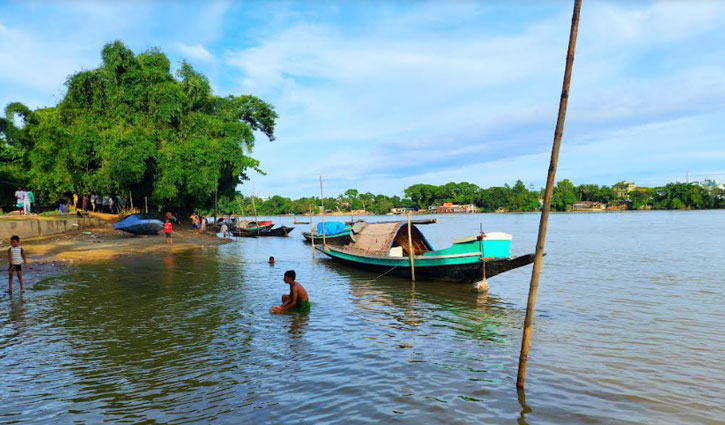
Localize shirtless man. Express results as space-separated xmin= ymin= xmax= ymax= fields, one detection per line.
xmin=270 ymin=270 xmax=310 ymax=314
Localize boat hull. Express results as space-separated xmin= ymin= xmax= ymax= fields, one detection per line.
xmin=316 ymin=246 xmax=535 ymax=283
xmin=302 ymin=231 xmax=353 ymax=245
xmin=235 ymin=226 xmax=294 ymax=237
xmin=113 ymin=214 xmax=164 ymax=235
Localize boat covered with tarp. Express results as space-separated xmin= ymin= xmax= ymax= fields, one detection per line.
xmin=315 ymin=221 xmax=535 ymax=282
xmin=302 ymin=222 xmax=353 ymax=245
xmin=113 ymin=214 xmax=164 ymax=235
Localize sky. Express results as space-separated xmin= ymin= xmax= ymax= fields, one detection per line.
xmin=1 ymin=0 xmax=724 ymax=198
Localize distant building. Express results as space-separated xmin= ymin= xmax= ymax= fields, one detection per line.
xmin=390 ymin=206 xmax=416 ymax=214
xmin=436 ymin=203 xmax=477 ymax=213
xmin=613 ymin=181 xmax=637 ymax=199
xmin=694 ymin=179 xmax=725 ymax=190
xmin=572 ymin=201 xmax=606 ymax=211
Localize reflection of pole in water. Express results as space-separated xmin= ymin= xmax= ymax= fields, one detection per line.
xmin=476 ymin=290 xmax=488 ymax=313
xmin=517 ymin=386 xmax=533 ymax=424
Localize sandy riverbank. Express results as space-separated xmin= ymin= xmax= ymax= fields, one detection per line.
xmin=19 ymin=225 xmax=231 ymax=263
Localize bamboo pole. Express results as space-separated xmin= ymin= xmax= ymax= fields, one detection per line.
xmin=517 ymin=0 xmax=582 ymax=389
xmin=129 ymin=192 xmax=134 ymax=210
xmin=320 ymin=176 xmax=326 ymax=249
xmin=251 ymin=187 xmax=259 ymax=236
xmin=476 ymin=222 xmax=489 ymax=292
xmin=144 ymin=196 xmax=148 ymax=214
xmin=310 ymin=206 xmax=315 ymax=256
xmin=407 ymin=213 xmax=415 ymax=281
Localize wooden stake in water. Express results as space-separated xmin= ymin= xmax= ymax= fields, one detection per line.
xmin=407 ymin=213 xmax=416 ymax=282
xmin=310 ymin=206 xmax=315 ymax=256
xmin=517 ymin=0 xmax=582 ymax=389
xmin=476 ymin=222 xmax=489 ymax=292
xmin=320 ymin=176 xmax=327 ymax=249
xmin=252 ymin=183 xmax=259 ymax=236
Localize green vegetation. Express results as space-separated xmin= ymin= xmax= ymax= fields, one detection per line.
xmin=1 ymin=42 xmax=721 ymax=216
xmin=213 ymin=179 xmax=724 ymax=216
xmin=0 ymin=41 xmax=276 ymax=212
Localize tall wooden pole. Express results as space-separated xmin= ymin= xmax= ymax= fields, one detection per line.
xmin=129 ymin=192 xmax=134 ymax=210
xmin=310 ymin=206 xmax=315 ymax=256
xmin=251 ymin=184 xmax=259 ymax=236
xmin=320 ymin=176 xmax=327 ymax=249
xmin=144 ymin=196 xmax=148 ymax=214
xmin=517 ymin=0 xmax=582 ymax=389
xmin=407 ymin=213 xmax=416 ymax=281
xmin=214 ymin=189 xmax=218 ymax=221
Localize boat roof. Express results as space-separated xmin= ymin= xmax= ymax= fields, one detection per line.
xmin=348 ymin=221 xmax=434 ymax=255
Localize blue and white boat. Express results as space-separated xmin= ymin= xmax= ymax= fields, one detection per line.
xmin=113 ymin=214 xmax=164 ymax=235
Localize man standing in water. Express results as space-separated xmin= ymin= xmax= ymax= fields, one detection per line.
xmin=271 ymin=270 xmax=310 ymax=314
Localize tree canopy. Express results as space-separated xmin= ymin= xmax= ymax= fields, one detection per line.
xmin=0 ymin=41 xmax=277 ymax=211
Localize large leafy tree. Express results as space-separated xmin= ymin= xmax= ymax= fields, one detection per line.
xmin=8 ymin=41 xmax=277 ymax=210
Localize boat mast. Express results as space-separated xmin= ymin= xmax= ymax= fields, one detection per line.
xmin=319 ymin=176 xmax=326 ymax=249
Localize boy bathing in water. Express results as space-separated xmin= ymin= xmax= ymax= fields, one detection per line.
xmin=270 ymin=270 xmax=310 ymax=314
xmin=7 ymin=235 xmax=27 ymax=293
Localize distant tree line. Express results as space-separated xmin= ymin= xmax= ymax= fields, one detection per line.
xmin=214 ymin=179 xmax=724 ymax=216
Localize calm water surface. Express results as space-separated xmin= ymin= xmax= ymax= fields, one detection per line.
xmin=1 ymin=211 xmax=724 ymax=424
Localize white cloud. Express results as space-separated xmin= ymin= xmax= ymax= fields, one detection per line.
xmin=229 ymin=1 xmax=725 ymax=197
xmin=174 ymin=42 xmax=213 ymax=62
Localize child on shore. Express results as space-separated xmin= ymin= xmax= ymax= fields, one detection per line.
xmin=164 ymin=219 xmax=173 ymax=245
xmin=270 ymin=270 xmax=310 ymax=314
xmin=7 ymin=235 xmax=27 ymax=293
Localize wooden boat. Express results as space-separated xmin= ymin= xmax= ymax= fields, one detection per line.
xmin=302 ymin=222 xmax=353 ymax=246
xmin=302 ymin=229 xmax=353 ymax=245
xmin=112 ymin=213 xmax=164 ymax=235
xmin=315 ymin=221 xmax=535 ymax=282
xmin=234 ymin=226 xmax=295 ymax=237
xmin=230 ymin=220 xmax=273 ymax=237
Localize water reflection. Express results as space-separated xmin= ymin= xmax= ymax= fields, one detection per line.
xmin=517 ymin=387 xmax=532 ymax=425
xmin=8 ymin=296 xmax=28 ymax=335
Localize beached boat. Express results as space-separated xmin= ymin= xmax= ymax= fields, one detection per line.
xmin=112 ymin=214 xmax=164 ymax=235
xmin=302 ymin=222 xmax=353 ymax=245
xmin=315 ymin=221 xmax=535 ymax=282
xmin=234 ymin=225 xmax=295 ymax=237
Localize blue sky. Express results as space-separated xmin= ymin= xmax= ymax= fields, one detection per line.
xmin=1 ymin=1 xmax=724 ymax=198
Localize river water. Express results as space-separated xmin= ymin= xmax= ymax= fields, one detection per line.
xmin=1 ymin=211 xmax=723 ymax=424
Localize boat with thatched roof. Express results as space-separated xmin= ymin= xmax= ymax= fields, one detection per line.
xmin=315 ymin=221 xmax=535 ymax=282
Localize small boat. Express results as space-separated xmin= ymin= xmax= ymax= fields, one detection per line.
xmin=229 ymin=220 xmax=274 ymax=237
xmin=302 ymin=222 xmax=353 ymax=246
xmin=315 ymin=221 xmax=535 ymax=282
xmin=235 ymin=225 xmax=295 ymax=237
xmin=112 ymin=214 xmax=164 ymax=235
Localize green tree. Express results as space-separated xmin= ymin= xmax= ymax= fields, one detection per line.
xmin=551 ymin=179 xmax=577 ymax=211
xmin=7 ymin=41 xmax=277 ymax=211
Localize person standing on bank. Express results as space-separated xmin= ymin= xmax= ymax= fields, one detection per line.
xmin=27 ymin=189 xmax=35 ymax=214
xmin=7 ymin=235 xmax=27 ymax=293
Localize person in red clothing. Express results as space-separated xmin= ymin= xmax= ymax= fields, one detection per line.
xmin=164 ymin=219 xmax=173 ymax=245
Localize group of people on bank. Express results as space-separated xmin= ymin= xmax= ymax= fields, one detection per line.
xmin=13 ymin=187 xmax=35 ymax=214
xmin=77 ymin=194 xmax=118 ymax=213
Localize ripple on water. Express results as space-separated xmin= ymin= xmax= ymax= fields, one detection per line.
xmin=2 ymin=212 xmax=725 ymax=424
